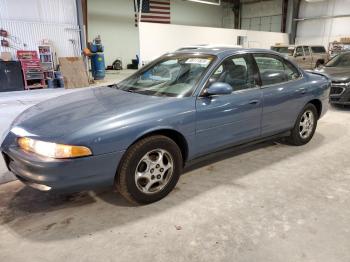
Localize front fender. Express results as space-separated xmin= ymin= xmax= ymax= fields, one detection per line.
xmin=67 ymin=98 xmax=197 ymax=156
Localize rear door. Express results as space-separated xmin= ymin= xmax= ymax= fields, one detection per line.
xmin=252 ymin=53 xmax=307 ymax=136
xmin=303 ymin=46 xmax=313 ymax=69
xmin=194 ymin=54 xmax=262 ymax=156
xmin=293 ymin=46 xmax=304 ymax=68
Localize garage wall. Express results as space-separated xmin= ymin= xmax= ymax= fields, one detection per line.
xmin=171 ymin=0 xmax=224 ymax=28
xmin=139 ymin=23 xmax=236 ymax=64
xmin=139 ymin=22 xmax=288 ymax=64
xmin=87 ymin=0 xmax=227 ymax=66
xmin=296 ymin=0 xmax=350 ymax=47
xmin=87 ymin=0 xmax=139 ymax=67
xmin=0 ymin=0 xmax=81 ymax=58
xmin=241 ymin=0 xmax=283 ymax=32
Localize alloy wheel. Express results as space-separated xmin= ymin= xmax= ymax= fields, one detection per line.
xmin=299 ymin=110 xmax=315 ymax=139
xmin=135 ymin=149 xmax=174 ymax=194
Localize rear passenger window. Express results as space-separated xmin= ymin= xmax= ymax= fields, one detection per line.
xmin=303 ymin=46 xmax=310 ymax=56
xmin=253 ymin=54 xmax=301 ymax=85
xmin=254 ymin=55 xmax=285 ymax=85
xmin=284 ymin=61 xmax=301 ymax=81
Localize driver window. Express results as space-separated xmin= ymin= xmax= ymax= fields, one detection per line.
xmin=296 ymin=46 xmax=304 ymax=56
xmin=209 ymin=55 xmax=257 ymax=91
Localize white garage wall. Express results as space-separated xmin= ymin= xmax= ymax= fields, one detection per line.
xmin=0 ymin=0 xmax=81 ymax=58
xmin=296 ymin=0 xmax=350 ymax=47
xmin=171 ymin=0 xmax=224 ymax=28
xmin=139 ymin=22 xmax=288 ymax=64
xmin=245 ymin=30 xmax=289 ymax=48
xmin=87 ymin=0 xmax=139 ymax=67
xmin=241 ymin=0 xmax=283 ymax=32
xmin=0 ymin=0 xmax=78 ymax=24
xmin=87 ymin=0 xmax=227 ymax=66
xmin=139 ymin=23 xmax=236 ymax=64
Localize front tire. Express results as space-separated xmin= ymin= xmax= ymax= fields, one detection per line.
xmin=287 ymin=103 xmax=318 ymax=146
xmin=315 ymin=60 xmax=324 ymax=68
xmin=115 ymin=135 xmax=183 ymax=205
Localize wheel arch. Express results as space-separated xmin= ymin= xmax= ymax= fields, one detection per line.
xmin=129 ymin=128 xmax=189 ymax=164
xmin=307 ymin=99 xmax=322 ymax=119
xmin=315 ymin=59 xmax=325 ymax=67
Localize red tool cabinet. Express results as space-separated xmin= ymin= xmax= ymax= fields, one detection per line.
xmin=17 ymin=50 xmax=46 ymax=90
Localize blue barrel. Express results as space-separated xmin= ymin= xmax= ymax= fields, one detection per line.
xmin=54 ymin=71 xmax=62 ymax=78
xmin=55 ymin=78 xmax=64 ymax=88
xmin=91 ymin=53 xmax=105 ymax=80
xmin=47 ymin=79 xmax=54 ymax=88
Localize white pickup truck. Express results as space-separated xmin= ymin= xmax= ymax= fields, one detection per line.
xmin=271 ymin=45 xmax=329 ymax=69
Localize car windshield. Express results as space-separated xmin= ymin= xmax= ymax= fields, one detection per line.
xmin=326 ymin=53 xmax=350 ymax=67
xmin=271 ymin=46 xmax=294 ymax=55
xmin=117 ymin=55 xmax=215 ymax=97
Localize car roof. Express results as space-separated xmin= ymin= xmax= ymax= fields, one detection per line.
xmin=271 ymin=44 xmax=294 ymax=47
xmin=173 ymin=46 xmax=283 ymax=58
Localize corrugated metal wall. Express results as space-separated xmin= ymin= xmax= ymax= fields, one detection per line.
xmin=296 ymin=0 xmax=350 ymax=46
xmin=241 ymin=0 xmax=283 ymax=32
xmin=0 ymin=0 xmax=81 ymax=59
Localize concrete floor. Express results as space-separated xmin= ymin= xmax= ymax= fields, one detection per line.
xmin=0 ymin=70 xmax=135 ymax=183
xmin=0 ymin=105 xmax=350 ymax=261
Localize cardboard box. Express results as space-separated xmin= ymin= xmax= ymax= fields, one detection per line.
xmin=0 ymin=52 xmax=12 ymax=61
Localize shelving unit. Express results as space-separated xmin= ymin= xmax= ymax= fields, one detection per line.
xmin=328 ymin=39 xmax=350 ymax=58
xmin=38 ymin=45 xmax=55 ymax=79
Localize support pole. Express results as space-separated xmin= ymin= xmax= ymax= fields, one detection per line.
xmin=290 ymin=0 xmax=301 ymax=44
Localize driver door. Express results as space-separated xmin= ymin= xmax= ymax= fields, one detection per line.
xmin=194 ymin=54 xmax=263 ymax=156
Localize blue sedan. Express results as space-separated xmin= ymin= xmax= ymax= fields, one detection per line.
xmin=1 ymin=47 xmax=330 ymax=204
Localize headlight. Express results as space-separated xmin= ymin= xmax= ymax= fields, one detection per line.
xmin=17 ymin=137 xmax=92 ymax=159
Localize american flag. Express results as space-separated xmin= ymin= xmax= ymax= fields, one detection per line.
xmin=134 ymin=0 xmax=171 ymax=27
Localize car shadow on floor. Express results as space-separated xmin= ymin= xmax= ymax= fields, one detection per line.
xmin=331 ymin=104 xmax=350 ymax=112
xmin=0 ymin=131 xmax=332 ymax=242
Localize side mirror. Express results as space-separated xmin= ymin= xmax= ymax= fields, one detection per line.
xmin=294 ymin=52 xmax=302 ymax=57
xmin=206 ymin=82 xmax=233 ymax=96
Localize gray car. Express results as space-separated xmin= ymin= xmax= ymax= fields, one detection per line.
xmin=315 ymin=52 xmax=350 ymax=105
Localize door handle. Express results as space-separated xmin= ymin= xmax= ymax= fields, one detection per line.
xmin=299 ymin=88 xmax=306 ymax=94
xmin=248 ymin=100 xmax=259 ymax=105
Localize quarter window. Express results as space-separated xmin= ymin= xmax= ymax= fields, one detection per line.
xmin=209 ymin=54 xmax=257 ymax=91
xmin=253 ymin=54 xmax=301 ymax=85
xmin=311 ymin=46 xmax=326 ymax=53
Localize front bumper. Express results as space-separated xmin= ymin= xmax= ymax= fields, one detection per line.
xmin=1 ymin=134 xmax=125 ymax=192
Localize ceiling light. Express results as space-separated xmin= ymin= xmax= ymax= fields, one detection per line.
xmin=187 ymin=0 xmax=221 ymax=6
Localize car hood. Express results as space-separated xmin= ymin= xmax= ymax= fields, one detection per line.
xmin=11 ymin=87 xmax=179 ymax=141
xmin=316 ymin=67 xmax=350 ymax=82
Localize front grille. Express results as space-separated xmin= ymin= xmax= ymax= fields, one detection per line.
xmin=330 ymin=97 xmax=341 ymax=102
xmin=330 ymin=82 xmax=346 ymax=96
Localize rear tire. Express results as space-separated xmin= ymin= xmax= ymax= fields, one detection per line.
xmin=115 ymin=135 xmax=183 ymax=205
xmin=287 ymin=103 xmax=318 ymax=146
xmin=315 ymin=60 xmax=324 ymax=68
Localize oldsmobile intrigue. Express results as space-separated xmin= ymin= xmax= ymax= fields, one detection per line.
xmin=1 ymin=47 xmax=330 ymax=204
